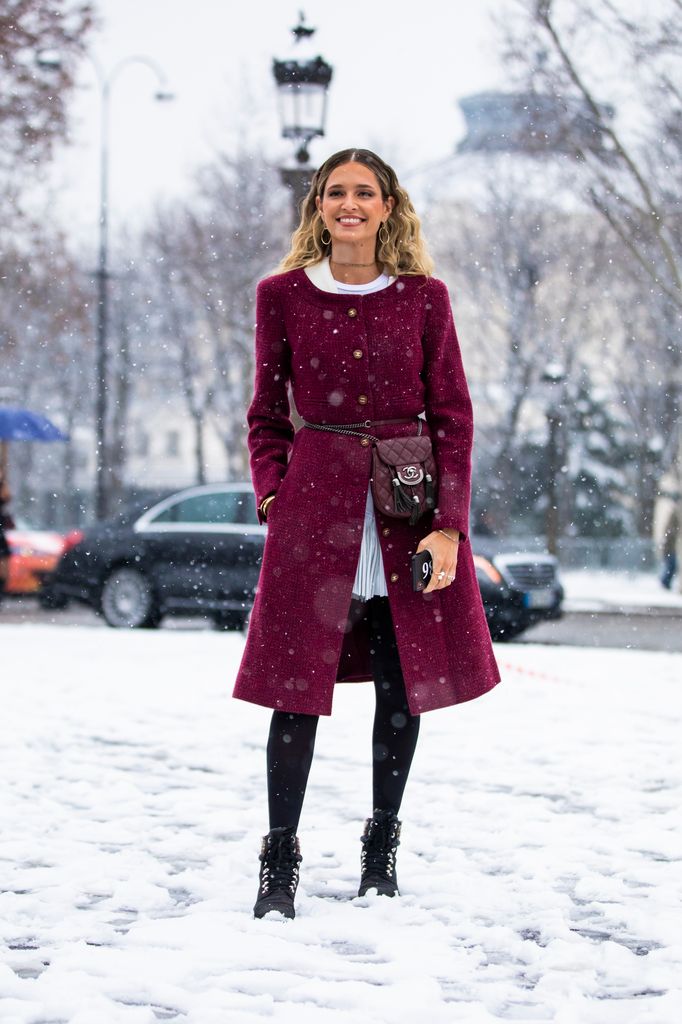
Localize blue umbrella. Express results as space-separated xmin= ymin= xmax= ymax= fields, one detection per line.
xmin=0 ymin=408 xmax=69 ymax=487
xmin=0 ymin=407 xmax=69 ymax=442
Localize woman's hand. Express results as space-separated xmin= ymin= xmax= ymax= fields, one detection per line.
xmin=417 ymin=529 xmax=460 ymax=593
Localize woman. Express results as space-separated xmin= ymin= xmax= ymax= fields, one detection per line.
xmin=232 ymin=148 xmax=501 ymax=919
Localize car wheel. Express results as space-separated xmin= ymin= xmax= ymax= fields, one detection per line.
xmin=100 ymin=566 xmax=160 ymax=629
xmin=213 ymin=611 xmax=247 ymax=631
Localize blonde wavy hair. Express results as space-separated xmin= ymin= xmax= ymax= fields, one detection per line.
xmin=275 ymin=148 xmax=434 ymax=277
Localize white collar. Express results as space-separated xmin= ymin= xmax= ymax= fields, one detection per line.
xmin=304 ymin=256 xmax=395 ymax=294
xmin=304 ymin=256 xmax=339 ymax=293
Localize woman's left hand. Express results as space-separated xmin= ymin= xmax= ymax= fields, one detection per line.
xmin=417 ymin=529 xmax=460 ymax=593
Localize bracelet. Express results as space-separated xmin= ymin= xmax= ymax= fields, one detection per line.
xmin=260 ymin=494 xmax=275 ymax=518
xmin=437 ymin=529 xmax=460 ymax=543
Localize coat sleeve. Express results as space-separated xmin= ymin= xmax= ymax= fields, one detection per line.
xmin=246 ymin=277 xmax=295 ymax=525
xmin=422 ymin=277 xmax=473 ymax=541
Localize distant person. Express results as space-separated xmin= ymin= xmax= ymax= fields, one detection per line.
xmin=0 ymin=475 xmax=13 ymax=596
xmin=653 ymin=471 xmax=680 ymax=590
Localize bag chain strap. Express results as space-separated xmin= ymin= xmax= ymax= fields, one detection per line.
xmin=301 ymin=418 xmax=423 ymax=445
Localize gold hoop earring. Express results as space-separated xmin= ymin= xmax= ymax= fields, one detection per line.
xmin=320 ymin=226 xmax=332 ymax=246
xmin=378 ymin=221 xmax=390 ymax=245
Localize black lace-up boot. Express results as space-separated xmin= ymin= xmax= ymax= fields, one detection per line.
xmin=358 ymin=809 xmax=402 ymax=897
xmin=253 ymin=825 xmax=302 ymax=919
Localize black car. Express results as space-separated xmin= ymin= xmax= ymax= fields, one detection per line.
xmin=43 ymin=483 xmax=264 ymax=629
xmin=472 ymin=539 xmax=564 ymax=641
xmin=44 ymin=483 xmax=563 ymax=638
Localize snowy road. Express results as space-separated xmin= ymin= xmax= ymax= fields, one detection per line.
xmin=1 ymin=624 xmax=681 ymax=1023
xmin=4 ymin=594 xmax=682 ymax=652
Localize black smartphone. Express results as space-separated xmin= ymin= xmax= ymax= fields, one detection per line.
xmin=411 ymin=549 xmax=433 ymax=592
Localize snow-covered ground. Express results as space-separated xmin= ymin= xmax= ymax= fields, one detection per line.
xmin=561 ymin=570 xmax=682 ymax=612
xmin=1 ymin=624 xmax=681 ymax=1024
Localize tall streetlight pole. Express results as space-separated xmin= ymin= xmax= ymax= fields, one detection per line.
xmin=272 ymin=13 xmax=333 ymax=226
xmin=38 ymin=49 xmax=174 ymax=520
xmin=92 ymin=56 xmax=173 ymax=520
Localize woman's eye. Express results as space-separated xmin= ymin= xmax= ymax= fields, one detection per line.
xmin=327 ymin=190 xmax=373 ymax=197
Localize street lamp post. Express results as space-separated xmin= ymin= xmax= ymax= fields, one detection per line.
xmin=540 ymin=363 xmax=567 ymax=556
xmin=93 ymin=56 xmax=173 ymax=520
xmin=38 ymin=49 xmax=174 ymax=520
xmin=272 ymin=13 xmax=333 ymax=225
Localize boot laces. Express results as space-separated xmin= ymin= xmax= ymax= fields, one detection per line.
xmin=259 ymin=830 xmax=302 ymax=897
xmin=361 ymin=814 xmax=401 ymax=877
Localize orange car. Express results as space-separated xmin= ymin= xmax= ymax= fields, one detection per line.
xmin=4 ymin=526 xmax=67 ymax=595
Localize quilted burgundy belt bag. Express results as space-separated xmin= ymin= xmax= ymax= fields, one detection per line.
xmin=301 ymin=416 xmax=437 ymax=526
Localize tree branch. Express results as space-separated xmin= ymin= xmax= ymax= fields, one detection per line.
xmin=534 ymin=0 xmax=682 ymax=299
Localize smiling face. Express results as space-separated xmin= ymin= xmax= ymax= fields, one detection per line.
xmin=315 ymin=161 xmax=395 ymax=250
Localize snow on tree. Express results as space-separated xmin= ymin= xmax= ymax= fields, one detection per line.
xmin=500 ymin=0 xmax=682 ymax=533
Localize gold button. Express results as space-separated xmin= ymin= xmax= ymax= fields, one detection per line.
xmin=347 ymin=307 xmax=358 ymax=318
xmin=357 ymin=394 xmax=368 ymax=405
xmin=353 ymin=349 xmax=363 ymax=359
xmin=360 ymin=437 xmax=370 ymax=447
xmin=382 ymin=527 xmax=390 ymax=536
xmin=390 ymin=572 xmax=399 ymax=583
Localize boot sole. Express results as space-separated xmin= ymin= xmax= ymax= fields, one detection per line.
xmin=357 ymin=882 xmax=399 ymax=897
xmin=253 ymin=888 xmax=297 ymax=919
xmin=253 ymin=902 xmax=296 ymax=919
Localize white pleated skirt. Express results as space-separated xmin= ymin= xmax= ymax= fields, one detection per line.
xmin=351 ymin=483 xmax=389 ymax=601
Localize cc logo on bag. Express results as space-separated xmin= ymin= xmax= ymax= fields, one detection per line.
xmin=397 ymin=465 xmax=424 ymax=485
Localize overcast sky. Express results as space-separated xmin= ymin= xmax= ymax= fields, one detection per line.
xmin=47 ymin=0 xmax=512 ymax=244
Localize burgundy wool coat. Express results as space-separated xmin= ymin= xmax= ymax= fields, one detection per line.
xmin=231 ymin=267 xmax=501 ymax=716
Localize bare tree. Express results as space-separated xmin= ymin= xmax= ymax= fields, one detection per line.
xmin=500 ymin=0 xmax=682 ymax=475
xmin=141 ymin=150 xmax=289 ymax=481
xmin=503 ymin=2 xmax=680 ymax=293
xmin=0 ymin=225 xmax=92 ymax=523
xmin=189 ymin=150 xmax=290 ymax=470
xmin=427 ymin=164 xmax=615 ymax=531
xmin=0 ymin=0 xmax=95 ymax=191
xmin=138 ymin=213 xmax=217 ymax=486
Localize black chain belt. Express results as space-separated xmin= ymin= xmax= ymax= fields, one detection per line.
xmin=301 ymin=416 xmax=422 ymax=442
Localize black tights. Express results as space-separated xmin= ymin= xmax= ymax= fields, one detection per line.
xmin=266 ymin=596 xmax=420 ymax=830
